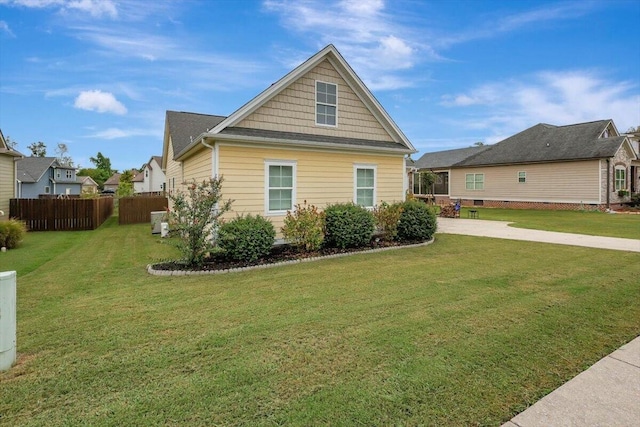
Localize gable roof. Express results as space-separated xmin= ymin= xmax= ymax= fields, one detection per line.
xmin=172 ymin=44 xmax=415 ymax=161
xmin=77 ymin=175 xmax=98 ymax=186
xmin=0 ymin=128 xmax=23 ymax=158
xmin=104 ymin=173 xmax=121 ymax=186
xmin=16 ymin=157 xmax=60 ymax=183
xmin=454 ymin=120 xmax=633 ymax=167
xmin=150 ymin=155 xmax=162 ymax=168
xmin=166 ymin=111 xmax=226 ymax=161
xmin=415 ymin=145 xmax=491 ymax=170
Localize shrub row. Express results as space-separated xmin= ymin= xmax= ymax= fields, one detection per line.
xmin=216 ymin=200 xmax=437 ymax=263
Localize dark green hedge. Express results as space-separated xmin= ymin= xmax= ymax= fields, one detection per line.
xmin=324 ymin=203 xmax=375 ymax=248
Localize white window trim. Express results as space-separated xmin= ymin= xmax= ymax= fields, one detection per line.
xmin=518 ymin=171 xmax=526 ymax=183
xmin=354 ymin=164 xmax=377 ymax=208
xmin=265 ymin=160 xmax=297 ymax=216
xmin=465 ymin=173 xmax=484 ymax=190
xmin=315 ymin=80 xmax=338 ymax=128
xmin=614 ymin=166 xmax=626 ymax=191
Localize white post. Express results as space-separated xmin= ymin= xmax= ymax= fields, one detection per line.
xmin=0 ymin=271 xmax=17 ymax=371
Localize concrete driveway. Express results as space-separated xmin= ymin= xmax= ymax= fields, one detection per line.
xmin=437 ymin=217 xmax=640 ymax=252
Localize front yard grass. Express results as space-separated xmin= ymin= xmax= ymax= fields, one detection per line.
xmin=1 ymin=216 xmax=639 ymax=425
xmin=460 ymin=207 xmax=640 ymax=239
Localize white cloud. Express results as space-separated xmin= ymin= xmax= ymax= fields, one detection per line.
xmin=0 ymin=20 xmax=15 ymax=37
xmin=2 ymin=0 xmax=117 ymax=18
xmin=441 ymin=70 xmax=640 ymax=139
xmin=264 ymin=0 xmax=423 ymax=90
xmin=74 ymin=90 xmax=127 ymax=115
xmin=87 ymin=127 xmax=157 ymax=140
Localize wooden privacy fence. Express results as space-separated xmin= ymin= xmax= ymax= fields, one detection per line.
xmin=119 ymin=196 xmax=169 ymax=225
xmin=10 ymin=197 xmax=114 ymax=231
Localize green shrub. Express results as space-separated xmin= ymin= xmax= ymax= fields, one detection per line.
xmin=629 ymin=193 xmax=640 ymax=207
xmin=282 ymin=201 xmax=325 ymax=252
xmin=217 ymin=214 xmax=275 ymax=262
xmin=373 ymin=201 xmax=403 ymax=241
xmin=397 ymin=200 xmax=438 ymax=241
xmin=324 ymin=203 xmax=375 ymax=249
xmin=167 ymin=178 xmax=233 ymax=267
xmin=0 ymin=219 xmax=27 ymax=249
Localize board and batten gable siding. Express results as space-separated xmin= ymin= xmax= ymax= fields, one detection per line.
xmin=217 ymin=144 xmax=404 ymax=233
xmin=451 ymin=160 xmax=601 ymax=204
xmin=0 ymin=155 xmax=14 ymax=218
xmin=237 ymin=59 xmax=393 ymax=142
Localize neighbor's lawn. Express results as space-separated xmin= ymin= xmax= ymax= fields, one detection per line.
xmin=459 ymin=207 xmax=640 ymax=239
xmin=1 ymin=217 xmax=639 ymax=426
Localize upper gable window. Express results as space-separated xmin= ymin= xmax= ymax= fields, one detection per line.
xmin=66 ymin=170 xmax=73 ymax=179
xmin=316 ymin=81 xmax=337 ymax=127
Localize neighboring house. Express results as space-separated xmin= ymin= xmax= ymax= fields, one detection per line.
xmin=78 ymin=175 xmax=99 ymax=194
xmin=414 ymin=119 xmax=638 ymax=210
xmin=132 ymin=170 xmax=145 ymax=194
xmin=16 ymin=157 xmax=82 ymax=198
xmin=162 ymin=44 xmax=416 ymax=234
xmin=103 ymin=173 xmax=121 ymax=192
xmin=133 ymin=156 xmax=165 ymax=194
xmin=0 ymin=129 xmax=23 ymax=219
xmin=413 ymin=145 xmax=490 ymax=204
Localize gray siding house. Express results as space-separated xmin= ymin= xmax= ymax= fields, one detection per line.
xmin=16 ymin=157 xmax=82 ymax=198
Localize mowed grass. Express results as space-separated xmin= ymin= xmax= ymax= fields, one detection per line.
xmin=0 ymin=216 xmax=639 ymax=426
xmin=459 ymin=207 xmax=640 ymax=239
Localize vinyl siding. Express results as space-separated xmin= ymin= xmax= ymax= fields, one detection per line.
xmin=182 ymin=146 xmax=212 ymax=185
xmin=218 ymin=143 xmax=404 ymax=233
xmin=0 ymin=155 xmax=14 ymax=218
xmin=451 ymin=160 xmax=601 ymax=204
xmin=165 ymin=137 xmax=183 ymax=195
xmin=237 ymin=59 xmax=393 ymax=142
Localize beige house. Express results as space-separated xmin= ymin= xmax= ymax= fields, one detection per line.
xmin=414 ymin=120 xmax=638 ymax=210
xmin=0 ymin=129 xmax=23 ymax=219
xmin=162 ymin=44 xmax=416 ymax=233
xmin=78 ymin=175 xmax=99 ymax=194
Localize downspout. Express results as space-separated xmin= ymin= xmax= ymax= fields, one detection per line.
xmin=606 ymin=159 xmax=610 ymax=209
xmin=200 ymin=137 xmax=218 ymax=178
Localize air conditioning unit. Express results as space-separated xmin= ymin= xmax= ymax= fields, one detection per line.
xmin=151 ymin=211 xmax=166 ymax=234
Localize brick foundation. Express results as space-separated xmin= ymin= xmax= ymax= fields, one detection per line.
xmin=458 ymin=199 xmax=608 ymax=212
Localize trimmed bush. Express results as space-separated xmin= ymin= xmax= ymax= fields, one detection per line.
xmin=0 ymin=219 xmax=27 ymax=249
xmin=373 ymin=201 xmax=403 ymax=241
xmin=217 ymin=214 xmax=275 ymax=262
xmin=397 ymin=200 xmax=438 ymax=241
xmin=324 ymin=203 xmax=375 ymax=249
xmin=282 ymin=201 xmax=325 ymax=252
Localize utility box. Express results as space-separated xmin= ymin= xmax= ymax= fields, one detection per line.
xmin=151 ymin=211 xmax=166 ymax=234
xmin=0 ymin=271 xmax=16 ymax=371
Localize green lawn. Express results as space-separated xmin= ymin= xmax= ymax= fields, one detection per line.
xmin=1 ymin=216 xmax=639 ymax=426
xmin=459 ymin=207 xmax=640 ymax=239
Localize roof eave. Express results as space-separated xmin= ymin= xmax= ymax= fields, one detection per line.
xmin=197 ymin=133 xmax=415 ymax=155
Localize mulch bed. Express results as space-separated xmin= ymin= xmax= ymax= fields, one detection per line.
xmin=151 ymin=238 xmax=428 ymax=273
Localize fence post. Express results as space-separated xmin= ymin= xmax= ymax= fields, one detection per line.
xmin=0 ymin=271 xmax=17 ymax=371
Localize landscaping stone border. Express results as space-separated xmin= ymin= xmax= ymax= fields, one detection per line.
xmin=147 ymin=238 xmax=434 ymax=276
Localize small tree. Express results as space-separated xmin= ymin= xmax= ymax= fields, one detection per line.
xmin=117 ymin=170 xmax=135 ymax=197
xmin=27 ymin=141 xmax=47 ymax=157
xmin=167 ymin=177 xmax=233 ymax=267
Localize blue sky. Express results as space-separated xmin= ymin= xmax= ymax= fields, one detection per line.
xmin=1 ymin=0 xmax=638 ymax=172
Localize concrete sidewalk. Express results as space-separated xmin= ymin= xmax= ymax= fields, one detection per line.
xmin=437 ymin=217 xmax=640 ymax=252
xmin=436 ymin=217 xmax=640 ymax=426
xmin=501 ymin=336 xmax=640 ymax=427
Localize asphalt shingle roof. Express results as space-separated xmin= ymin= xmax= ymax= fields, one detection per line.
xmin=167 ymin=111 xmax=226 ymax=159
xmin=455 ymin=120 xmax=626 ymax=167
xmin=218 ymin=127 xmax=408 ymax=152
xmin=16 ymin=157 xmax=59 ymax=183
xmin=415 ymin=146 xmax=491 ymax=169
